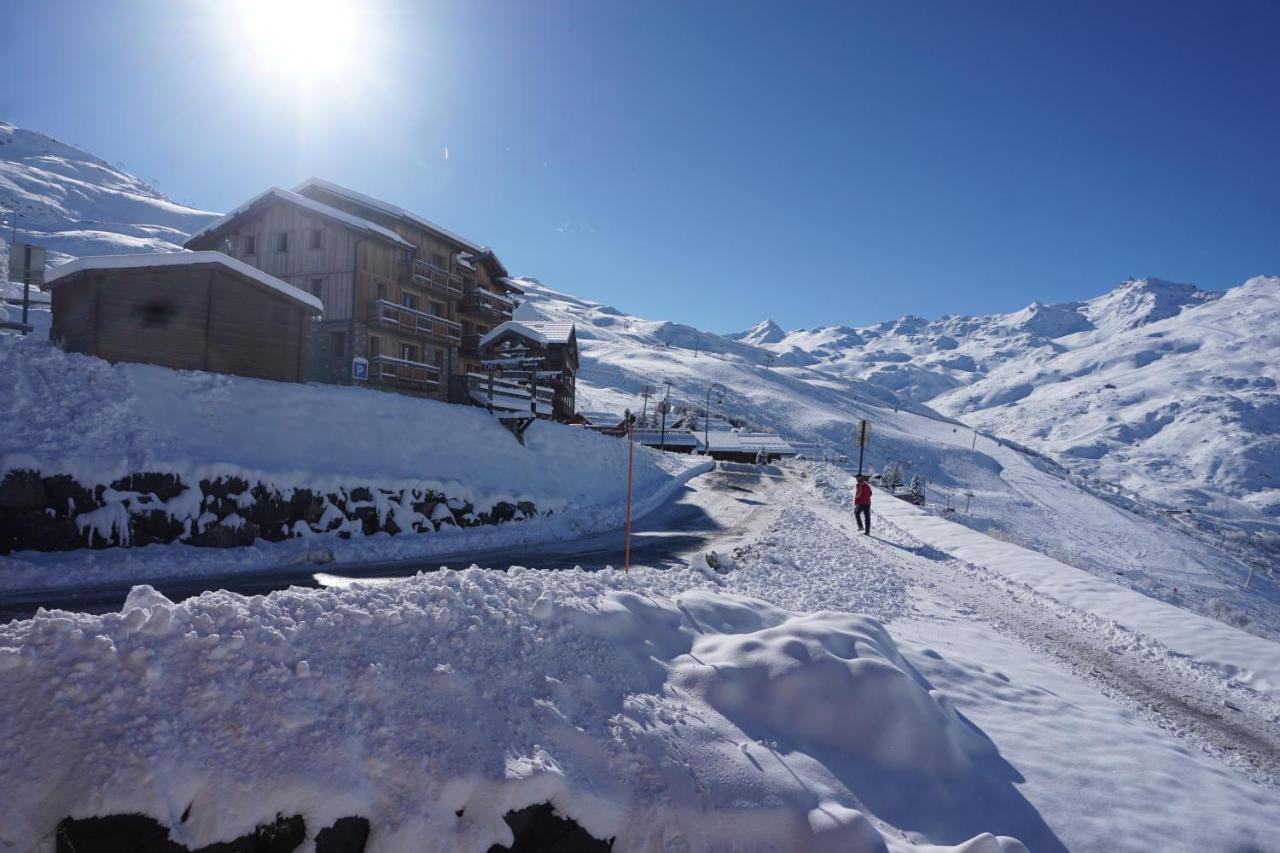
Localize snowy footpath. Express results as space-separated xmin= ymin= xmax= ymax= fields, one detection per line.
xmin=2 ymin=464 xmax=1278 ymax=852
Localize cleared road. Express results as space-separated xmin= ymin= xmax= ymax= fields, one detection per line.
xmin=0 ymin=466 xmax=784 ymax=621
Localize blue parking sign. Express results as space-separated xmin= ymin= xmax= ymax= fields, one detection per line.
xmin=352 ymin=357 xmax=369 ymax=381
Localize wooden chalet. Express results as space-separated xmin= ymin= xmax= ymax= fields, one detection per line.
xmin=476 ymin=320 xmax=579 ymax=421
xmin=45 ymin=252 xmax=321 ymax=382
xmin=183 ymin=179 xmax=521 ymax=400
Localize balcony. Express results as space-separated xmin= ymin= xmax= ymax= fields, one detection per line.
xmin=369 ymin=355 xmax=440 ymax=391
xmin=367 ymin=299 xmax=462 ymax=345
xmin=462 ymin=287 xmax=514 ymax=323
xmin=401 ymin=258 xmax=463 ymax=299
xmin=466 ymin=372 xmax=554 ymax=417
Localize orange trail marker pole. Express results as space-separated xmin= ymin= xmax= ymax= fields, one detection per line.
xmin=625 ymin=419 xmax=635 ymax=573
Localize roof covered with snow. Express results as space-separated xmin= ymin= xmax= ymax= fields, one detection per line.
xmin=518 ymin=320 xmax=576 ymax=344
xmin=479 ymin=319 xmax=577 ymax=349
xmin=577 ymin=411 xmax=623 ymax=426
xmin=294 ymin=177 xmax=489 ymax=256
xmin=45 ymin=251 xmax=324 ymax=313
xmin=698 ymin=428 xmax=797 ymax=455
xmin=183 ymin=187 xmax=413 ymax=250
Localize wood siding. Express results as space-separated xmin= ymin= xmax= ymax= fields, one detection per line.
xmin=194 ymin=200 xmax=360 ymax=322
xmin=52 ymin=264 xmax=310 ymax=383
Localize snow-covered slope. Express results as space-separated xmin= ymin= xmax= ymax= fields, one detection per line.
xmin=0 ymin=121 xmax=217 ymax=269
xmin=741 ymin=277 xmax=1279 ymax=526
xmin=936 ymin=277 xmax=1280 ymax=518
xmin=514 ymin=278 xmax=1280 ymax=640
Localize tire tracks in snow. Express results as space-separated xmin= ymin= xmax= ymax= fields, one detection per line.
xmin=794 ymin=469 xmax=1280 ymax=789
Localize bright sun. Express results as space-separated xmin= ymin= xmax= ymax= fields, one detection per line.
xmin=241 ymin=0 xmax=357 ymax=82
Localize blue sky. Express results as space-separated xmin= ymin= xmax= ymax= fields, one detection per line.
xmin=4 ymin=0 xmax=1278 ymax=332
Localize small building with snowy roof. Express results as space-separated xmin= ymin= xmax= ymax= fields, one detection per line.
xmin=46 ymin=251 xmax=321 ymax=383
xmin=682 ymin=416 xmax=798 ymax=462
xmin=476 ymin=319 xmax=579 ymax=421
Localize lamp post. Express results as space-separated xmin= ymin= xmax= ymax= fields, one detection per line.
xmin=639 ymin=383 xmax=655 ymax=425
xmin=703 ymin=382 xmax=727 ymax=454
xmin=659 ymin=380 xmax=673 ymax=452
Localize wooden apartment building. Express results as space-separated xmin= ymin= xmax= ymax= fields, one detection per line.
xmin=184 ymin=179 xmax=522 ymax=400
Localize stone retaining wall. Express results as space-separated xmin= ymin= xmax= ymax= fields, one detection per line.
xmin=0 ymin=469 xmax=542 ymax=555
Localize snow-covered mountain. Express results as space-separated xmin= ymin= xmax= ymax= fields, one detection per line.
xmin=515 ymin=277 xmax=1279 ymax=638
xmin=2 ymin=122 xmax=1274 ymax=636
xmin=743 ymin=276 xmax=1280 ymax=521
xmin=726 ymin=317 xmax=787 ymax=346
xmin=0 ymin=121 xmax=217 ymax=269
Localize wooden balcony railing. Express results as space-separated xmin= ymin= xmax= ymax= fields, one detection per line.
xmin=368 ymin=299 xmax=462 ymax=344
xmin=462 ymin=288 xmax=514 ymax=322
xmin=370 ymin=354 xmax=441 ymax=391
xmin=401 ymin=258 xmax=463 ymax=299
xmin=466 ymin=372 xmax=554 ymax=416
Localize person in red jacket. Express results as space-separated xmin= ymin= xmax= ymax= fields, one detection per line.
xmin=854 ymin=474 xmax=872 ymax=535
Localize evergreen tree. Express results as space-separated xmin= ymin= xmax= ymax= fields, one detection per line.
xmin=881 ymin=462 xmax=904 ymax=490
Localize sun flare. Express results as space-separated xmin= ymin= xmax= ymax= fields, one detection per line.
xmin=239 ymin=0 xmax=357 ymax=82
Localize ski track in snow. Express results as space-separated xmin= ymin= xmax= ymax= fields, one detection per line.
xmin=797 ymin=463 xmax=1280 ymax=789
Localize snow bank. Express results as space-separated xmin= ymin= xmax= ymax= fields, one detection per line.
xmin=876 ymin=496 xmax=1280 ymax=699
xmin=0 ymin=336 xmax=698 ymax=554
xmin=0 ymin=572 xmax=1025 ymax=853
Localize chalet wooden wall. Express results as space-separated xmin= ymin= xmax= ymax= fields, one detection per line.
xmin=205 ymin=273 xmax=307 ymax=382
xmin=51 ymin=265 xmax=310 ymax=383
xmin=92 ymin=267 xmax=210 ymax=371
xmin=217 ymin=201 xmax=358 ymax=321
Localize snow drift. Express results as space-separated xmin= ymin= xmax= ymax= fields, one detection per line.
xmin=0 ymin=335 xmax=700 ymax=560
xmin=0 ymin=571 xmax=1028 ymax=853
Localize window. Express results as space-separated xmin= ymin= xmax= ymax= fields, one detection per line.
xmin=242 ymin=234 xmax=257 ymax=256
xmin=275 ymin=232 xmax=288 ymax=253
xmin=401 ymin=292 xmax=419 ymax=311
xmin=376 ymin=283 xmax=388 ymax=301
xmin=308 ymin=277 xmax=323 ymax=298
xmin=309 ymin=228 xmax=322 ymax=250
xmin=430 ymin=301 xmax=444 ymax=318
xmin=430 ymin=252 xmax=446 ymax=270
xmin=368 ymin=336 xmax=382 ymax=358
xmin=331 ymin=331 xmax=346 ymax=358
xmin=400 ymin=342 xmax=419 ymax=362
xmin=433 ymin=349 xmax=444 ymax=368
